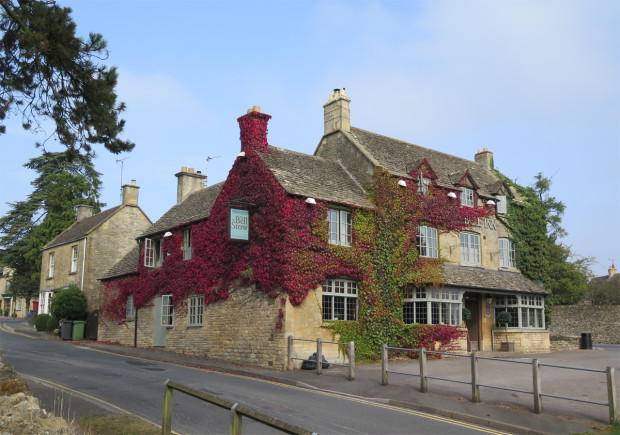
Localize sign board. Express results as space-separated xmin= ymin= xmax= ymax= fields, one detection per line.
xmin=229 ymin=208 xmax=250 ymax=241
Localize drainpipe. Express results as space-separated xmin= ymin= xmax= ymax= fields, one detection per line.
xmin=134 ymin=308 xmax=139 ymax=348
xmin=80 ymin=237 xmax=87 ymax=290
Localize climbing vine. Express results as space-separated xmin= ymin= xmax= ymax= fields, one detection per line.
xmin=101 ymin=111 xmax=493 ymax=360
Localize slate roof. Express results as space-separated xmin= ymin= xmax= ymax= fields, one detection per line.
xmin=442 ymin=265 xmax=548 ymax=295
xmin=349 ymin=127 xmax=506 ymax=198
xmin=100 ymin=245 xmax=140 ymax=280
xmin=43 ymin=206 xmax=122 ymax=250
xmin=259 ymin=146 xmax=373 ymax=208
xmin=141 ymin=182 xmax=225 ymax=238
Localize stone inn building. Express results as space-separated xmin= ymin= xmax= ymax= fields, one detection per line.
xmin=99 ymin=90 xmax=549 ymax=370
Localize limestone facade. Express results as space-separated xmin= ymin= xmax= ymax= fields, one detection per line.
xmin=39 ymin=182 xmax=151 ymax=313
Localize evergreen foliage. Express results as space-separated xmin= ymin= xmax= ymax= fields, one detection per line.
xmin=0 ymin=152 xmax=104 ymax=306
xmin=587 ymin=278 xmax=620 ymax=305
xmin=0 ymin=0 xmax=133 ymax=155
xmin=34 ymin=313 xmax=50 ymax=331
xmin=50 ymin=285 xmax=87 ymax=320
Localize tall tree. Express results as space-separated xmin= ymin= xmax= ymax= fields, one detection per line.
xmin=0 ymin=0 xmax=133 ymax=155
xmin=0 ymin=152 xmax=104 ymax=307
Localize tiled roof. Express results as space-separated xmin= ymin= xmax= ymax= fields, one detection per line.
xmin=349 ymin=127 xmax=505 ymax=198
xmin=43 ymin=206 xmax=122 ymax=250
xmin=141 ymin=182 xmax=225 ymax=238
xmin=442 ymin=265 xmax=548 ymax=295
xmin=100 ymin=245 xmax=140 ymax=280
xmin=259 ymin=146 xmax=373 ymax=208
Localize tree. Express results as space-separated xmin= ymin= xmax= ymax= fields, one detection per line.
xmin=0 ymin=152 xmax=104 ymax=307
xmin=532 ymin=172 xmax=567 ymax=241
xmin=0 ymin=0 xmax=133 ymax=155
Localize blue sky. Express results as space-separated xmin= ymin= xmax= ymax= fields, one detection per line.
xmin=1 ymin=0 xmax=618 ymax=277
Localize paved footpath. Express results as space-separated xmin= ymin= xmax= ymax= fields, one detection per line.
xmin=3 ymin=319 xmax=618 ymax=434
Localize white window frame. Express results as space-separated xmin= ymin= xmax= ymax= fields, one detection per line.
xmin=70 ymin=245 xmax=78 ymax=273
xmin=322 ymin=279 xmax=358 ymax=321
xmin=126 ymin=294 xmax=135 ymax=318
xmin=48 ymin=253 xmax=55 ymax=278
xmin=403 ymin=287 xmax=463 ymax=326
xmin=182 ymin=229 xmax=192 ymax=261
xmin=144 ymin=238 xmax=163 ymax=268
xmin=494 ymin=294 xmax=545 ymax=329
xmin=499 ymin=238 xmax=516 ymax=269
xmin=417 ymin=226 xmax=438 ymax=258
xmin=418 ymin=176 xmax=431 ymax=195
xmin=327 ymin=209 xmax=352 ymax=247
xmin=188 ymin=296 xmax=204 ymax=326
xmin=460 ymin=187 xmax=474 ymax=207
xmin=161 ymin=294 xmax=173 ymax=327
xmin=460 ymin=232 xmax=481 ymax=266
xmin=496 ymin=195 xmax=507 ymax=214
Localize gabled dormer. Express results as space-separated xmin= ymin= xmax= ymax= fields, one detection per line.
xmin=409 ymin=158 xmax=438 ymax=195
xmin=455 ymin=171 xmax=479 ymax=208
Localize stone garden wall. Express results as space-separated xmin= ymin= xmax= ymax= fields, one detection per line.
xmin=549 ymin=304 xmax=620 ymax=350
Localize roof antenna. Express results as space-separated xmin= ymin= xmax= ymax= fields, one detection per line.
xmin=116 ymin=157 xmax=130 ymax=201
xmin=205 ymin=156 xmax=221 ymax=187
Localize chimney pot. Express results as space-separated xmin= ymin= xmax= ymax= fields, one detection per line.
xmin=181 ymin=166 xmax=187 ymax=172
xmin=189 ymin=168 xmax=194 ymax=173
xmin=131 ymin=179 xmax=136 ymax=186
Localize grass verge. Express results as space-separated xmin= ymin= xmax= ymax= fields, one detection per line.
xmin=76 ymin=414 xmax=161 ymax=435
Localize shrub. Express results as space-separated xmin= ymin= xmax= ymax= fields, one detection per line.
xmin=35 ymin=314 xmax=51 ymax=331
xmin=47 ymin=315 xmax=60 ymax=331
xmin=50 ymin=285 xmax=87 ymax=320
xmin=587 ymin=279 xmax=620 ymax=305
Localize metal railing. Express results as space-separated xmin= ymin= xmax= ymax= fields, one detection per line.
xmin=287 ymin=336 xmax=355 ymax=380
xmin=380 ymin=344 xmax=618 ymax=423
xmin=162 ymin=379 xmax=316 ymax=435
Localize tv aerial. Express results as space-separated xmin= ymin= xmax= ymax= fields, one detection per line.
xmin=205 ymin=156 xmax=221 ymax=187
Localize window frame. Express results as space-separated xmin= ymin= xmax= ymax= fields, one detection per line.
xmin=161 ymin=294 xmax=174 ymax=327
xmin=403 ymin=287 xmax=463 ymax=326
xmin=144 ymin=238 xmax=163 ymax=268
xmin=460 ymin=187 xmax=474 ymax=207
xmin=498 ymin=238 xmax=516 ymax=269
xmin=70 ymin=245 xmax=78 ymax=273
xmin=322 ymin=279 xmax=358 ymax=321
xmin=188 ymin=295 xmax=204 ymax=326
xmin=182 ymin=229 xmax=192 ymax=261
xmin=126 ymin=294 xmax=135 ymax=319
xmin=327 ymin=209 xmax=352 ymax=247
xmin=494 ymin=294 xmax=545 ymax=329
xmin=418 ymin=176 xmax=431 ymax=195
xmin=48 ymin=252 xmax=55 ymax=278
xmin=460 ymin=232 xmax=481 ymax=266
xmin=417 ymin=225 xmax=438 ymax=258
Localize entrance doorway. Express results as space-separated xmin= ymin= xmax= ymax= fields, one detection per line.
xmin=465 ymin=294 xmax=480 ymax=352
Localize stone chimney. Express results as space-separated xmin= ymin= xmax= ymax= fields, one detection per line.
xmin=323 ymin=88 xmax=351 ymax=135
xmin=610 ymin=264 xmax=617 ymax=279
xmin=76 ymin=205 xmax=93 ymax=222
xmin=175 ymin=167 xmax=206 ymax=204
xmin=122 ymin=180 xmax=140 ymax=206
xmin=475 ymin=148 xmax=493 ymax=170
xmin=237 ymin=106 xmax=271 ymax=155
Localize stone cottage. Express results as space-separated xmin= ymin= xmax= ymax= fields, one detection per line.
xmin=0 ymin=267 xmax=33 ymax=319
xmin=99 ymin=91 xmax=549 ymax=370
xmin=39 ymin=181 xmax=152 ymax=319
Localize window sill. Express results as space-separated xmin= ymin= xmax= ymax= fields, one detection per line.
xmin=69 ymin=272 xmax=77 ymax=275
xmin=187 ymin=324 xmax=203 ymax=329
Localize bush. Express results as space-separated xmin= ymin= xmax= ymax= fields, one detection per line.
xmin=587 ymin=279 xmax=620 ymax=305
xmin=47 ymin=315 xmax=60 ymax=331
xmin=35 ymin=314 xmax=51 ymax=331
xmin=50 ymin=285 xmax=87 ymax=320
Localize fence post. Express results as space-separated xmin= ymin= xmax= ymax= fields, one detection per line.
xmin=419 ymin=347 xmax=427 ymax=393
xmin=348 ymin=341 xmax=356 ymax=381
xmin=471 ymin=352 xmax=480 ymax=403
xmin=381 ymin=344 xmax=388 ymax=386
xmin=608 ymin=367 xmax=618 ymax=424
xmin=533 ymin=359 xmax=543 ymax=414
xmin=162 ymin=380 xmax=173 ymax=435
xmin=287 ymin=336 xmax=294 ymax=371
xmin=230 ymin=403 xmax=242 ymax=435
xmin=316 ymin=338 xmax=323 ymax=375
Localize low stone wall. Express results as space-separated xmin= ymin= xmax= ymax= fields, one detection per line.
xmin=550 ymin=304 xmax=620 ymax=345
xmin=491 ymin=329 xmax=550 ymax=353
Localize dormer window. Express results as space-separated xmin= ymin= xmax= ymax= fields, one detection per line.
xmin=496 ymin=195 xmax=507 ymax=214
xmin=418 ymin=176 xmax=431 ymax=195
xmin=327 ymin=209 xmax=352 ymax=247
xmin=460 ymin=187 xmax=474 ymax=207
xmin=144 ymin=238 xmax=163 ymax=268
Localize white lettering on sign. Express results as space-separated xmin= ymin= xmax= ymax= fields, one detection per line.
xmin=230 ymin=209 xmax=250 ymax=240
xmin=465 ymin=217 xmax=497 ymax=230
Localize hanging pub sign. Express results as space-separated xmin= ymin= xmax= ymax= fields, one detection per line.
xmin=229 ymin=208 xmax=250 ymax=241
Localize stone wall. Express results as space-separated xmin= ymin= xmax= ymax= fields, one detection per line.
xmin=550 ymin=304 xmax=620 ymax=345
xmin=491 ymin=329 xmax=550 ymax=353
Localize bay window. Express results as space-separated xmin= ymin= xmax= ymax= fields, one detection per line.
xmin=494 ymin=294 xmax=544 ymax=329
xmin=403 ymin=287 xmax=462 ymax=326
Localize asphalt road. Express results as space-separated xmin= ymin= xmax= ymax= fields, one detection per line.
xmin=0 ymin=326 xmax=511 ymax=435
